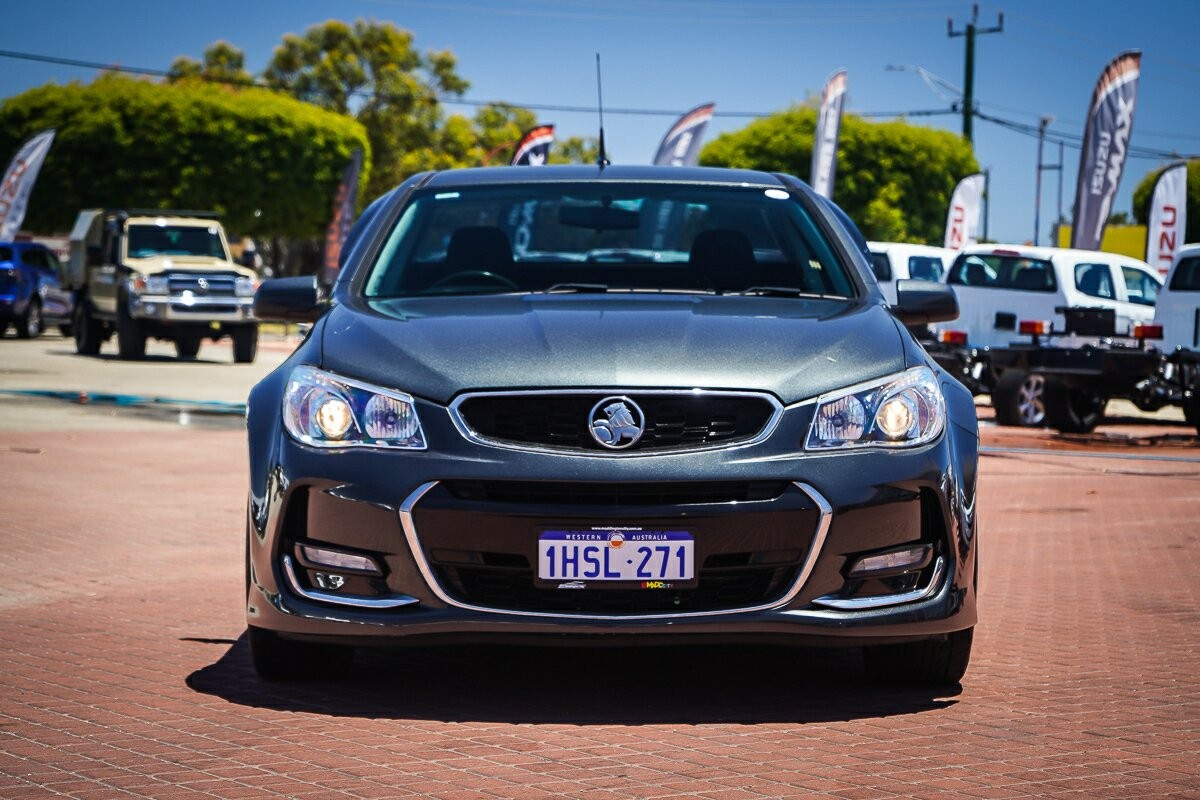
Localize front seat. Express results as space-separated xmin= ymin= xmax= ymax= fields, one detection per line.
xmin=445 ymin=226 xmax=514 ymax=273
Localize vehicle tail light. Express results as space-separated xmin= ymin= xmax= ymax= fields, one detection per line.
xmin=1132 ymin=323 xmax=1163 ymax=340
xmin=1019 ymin=320 xmax=1051 ymax=336
xmin=939 ymin=330 xmax=968 ymax=346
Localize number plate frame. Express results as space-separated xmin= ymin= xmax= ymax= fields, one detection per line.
xmin=535 ymin=527 xmax=696 ymax=589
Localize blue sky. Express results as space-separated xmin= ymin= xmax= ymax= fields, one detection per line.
xmin=3 ymin=0 xmax=1198 ymax=247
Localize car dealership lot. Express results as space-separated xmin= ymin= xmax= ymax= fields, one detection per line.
xmin=1 ymin=336 xmax=1198 ymax=798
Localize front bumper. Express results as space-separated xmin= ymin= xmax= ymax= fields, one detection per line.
xmin=246 ymin=381 xmax=980 ymax=648
xmin=129 ymin=293 xmax=255 ymax=323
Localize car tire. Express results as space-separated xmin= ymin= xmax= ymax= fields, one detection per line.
xmin=16 ymin=298 xmax=41 ymax=339
xmin=992 ymin=370 xmax=1045 ymax=427
xmin=863 ymin=627 xmax=973 ymax=687
xmin=116 ymin=296 xmax=146 ymax=360
xmin=231 ymin=325 xmax=258 ymax=364
xmin=1184 ymin=384 xmax=1200 ymax=435
xmin=1042 ymin=377 xmax=1105 ymax=434
xmin=73 ymin=300 xmax=103 ymax=356
xmin=174 ymin=335 xmax=203 ymax=360
xmin=247 ymin=625 xmax=354 ymax=681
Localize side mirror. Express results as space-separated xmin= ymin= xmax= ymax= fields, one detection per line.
xmin=892 ymin=279 xmax=959 ymax=325
xmin=254 ymin=275 xmax=326 ymax=323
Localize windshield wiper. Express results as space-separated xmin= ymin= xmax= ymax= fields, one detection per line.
xmin=544 ymin=283 xmax=610 ymax=293
xmin=725 ymin=286 xmax=835 ymax=299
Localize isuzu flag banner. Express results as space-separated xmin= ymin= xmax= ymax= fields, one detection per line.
xmin=321 ymin=148 xmax=364 ymax=283
xmin=810 ymin=70 xmax=847 ymax=199
xmin=0 ymin=129 xmax=55 ymax=240
xmin=944 ymin=173 xmax=985 ymax=250
xmin=511 ymin=125 xmax=555 ymax=166
xmin=1071 ymin=51 xmax=1141 ymax=251
xmin=653 ymin=103 xmax=715 ymax=166
xmin=1146 ymin=161 xmax=1188 ymax=275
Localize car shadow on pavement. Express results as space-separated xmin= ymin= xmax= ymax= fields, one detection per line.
xmin=186 ymin=632 xmax=960 ymax=724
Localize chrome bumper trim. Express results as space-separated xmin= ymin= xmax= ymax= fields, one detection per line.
xmin=810 ymin=556 xmax=946 ymax=610
xmin=281 ymin=555 xmax=420 ymax=610
xmin=398 ymin=479 xmax=832 ymax=621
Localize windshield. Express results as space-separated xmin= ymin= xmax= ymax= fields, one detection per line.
xmin=364 ymin=183 xmax=855 ymax=298
xmin=947 ymin=253 xmax=1057 ymax=292
xmin=126 ymin=224 xmax=228 ymax=259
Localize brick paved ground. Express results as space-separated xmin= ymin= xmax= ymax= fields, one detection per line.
xmin=1 ymin=417 xmax=1198 ymax=799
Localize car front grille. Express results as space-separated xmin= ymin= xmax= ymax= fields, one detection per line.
xmin=166 ymin=272 xmax=239 ymax=297
xmin=444 ymin=480 xmax=789 ymax=506
xmin=453 ymin=391 xmax=779 ymax=453
xmin=431 ymin=556 xmax=800 ymax=614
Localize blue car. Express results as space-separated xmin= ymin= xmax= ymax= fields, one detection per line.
xmin=0 ymin=241 xmax=74 ymax=338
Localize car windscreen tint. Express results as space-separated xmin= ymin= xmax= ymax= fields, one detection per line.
xmin=1075 ymin=263 xmax=1115 ymax=299
xmin=1121 ymin=266 xmax=1159 ymax=306
xmin=1170 ymin=256 xmax=1200 ymax=291
xmin=365 ymin=184 xmax=855 ymax=298
xmin=907 ymin=255 xmax=944 ymax=282
xmin=947 ymin=253 xmax=1057 ymax=292
xmin=127 ymin=225 xmax=227 ymax=259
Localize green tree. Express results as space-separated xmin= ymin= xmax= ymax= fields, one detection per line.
xmin=0 ymin=74 xmax=368 ymax=237
xmin=167 ymin=41 xmax=254 ymax=86
xmin=1132 ymin=160 xmax=1200 ymax=243
xmin=262 ymin=19 xmax=469 ymax=199
xmin=700 ymin=106 xmax=979 ymax=243
xmin=549 ymin=136 xmax=601 ymax=166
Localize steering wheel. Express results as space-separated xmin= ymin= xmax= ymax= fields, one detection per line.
xmin=428 ymin=270 xmax=519 ymax=290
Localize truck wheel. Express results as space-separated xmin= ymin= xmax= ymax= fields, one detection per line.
xmin=73 ymin=301 xmax=103 ymax=356
xmin=1043 ymin=377 xmax=1105 ymax=434
xmin=231 ymin=325 xmax=258 ymax=364
xmin=992 ymin=370 xmax=1045 ymax=427
xmin=16 ymin=298 xmax=42 ymax=339
xmin=1183 ymin=387 xmax=1200 ymax=435
xmin=116 ymin=297 xmax=146 ymax=360
xmin=174 ymin=335 xmax=202 ymax=360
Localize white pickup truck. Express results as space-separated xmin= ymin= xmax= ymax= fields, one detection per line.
xmin=981 ymin=244 xmax=1198 ymax=434
xmin=928 ymin=244 xmax=1162 ymax=426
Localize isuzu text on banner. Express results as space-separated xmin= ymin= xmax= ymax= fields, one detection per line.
xmin=1146 ymin=162 xmax=1188 ymax=275
xmin=811 ymin=70 xmax=847 ymax=199
xmin=1071 ymin=51 xmax=1140 ymax=252
xmin=944 ymin=173 xmax=985 ymax=250
xmin=0 ymin=129 xmax=56 ymax=240
xmin=653 ymin=104 xmax=715 ymax=167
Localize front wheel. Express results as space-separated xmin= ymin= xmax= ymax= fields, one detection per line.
xmin=230 ymin=325 xmax=258 ymax=364
xmin=1183 ymin=383 xmax=1200 ymax=435
xmin=247 ymin=626 xmax=354 ymax=681
xmin=863 ymin=627 xmax=974 ymax=687
xmin=992 ymin=370 xmax=1045 ymax=427
xmin=73 ymin=300 xmax=103 ymax=355
xmin=116 ymin=297 xmax=146 ymax=360
xmin=16 ymin=298 xmax=41 ymax=339
xmin=1043 ymin=377 xmax=1105 ymax=433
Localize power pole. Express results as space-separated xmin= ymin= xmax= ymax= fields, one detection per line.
xmin=1035 ymin=116 xmax=1062 ymax=246
xmin=948 ymin=4 xmax=1004 ymax=143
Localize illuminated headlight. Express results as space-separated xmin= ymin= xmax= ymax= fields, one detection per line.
xmin=282 ymin=366 xmax=426 ymax=449
xmin=235 ymin=276 xmax=258 ymax=297
xmin=805 ymin=366 xmax=945 ymax=450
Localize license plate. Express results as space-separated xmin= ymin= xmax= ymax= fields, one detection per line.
xmin=538 ymin=528 xmax=694 ymax=585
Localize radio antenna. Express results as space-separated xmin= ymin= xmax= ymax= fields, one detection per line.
xmin=595 ymin=53 xmax=609 ymax=169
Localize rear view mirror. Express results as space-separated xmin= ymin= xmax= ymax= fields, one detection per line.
xmin=892 ymin=279 xmax=959 ymax=325
xmin=254 ymin=276 xmax=326 ymax=323
xmin=558 ymin=204 xmax=640 ymax=231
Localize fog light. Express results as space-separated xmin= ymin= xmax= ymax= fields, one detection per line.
xmin=847 ymin=544 xmax=932 ymax=578
xmin=300 ymin=544 xmax=380 ymax=574
xmin=313 ymin=572 xmax=346 ymax=590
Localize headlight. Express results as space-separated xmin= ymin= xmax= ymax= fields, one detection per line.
xmin=129 ymin=275 xmax=169 ymax=295
xmin=235 ymin=276 xmax=258 ymax=297
xmin=282 ymin=366 xmax=426 ymax=449
xmin=805 ymin=366 xmax=945 ymax=450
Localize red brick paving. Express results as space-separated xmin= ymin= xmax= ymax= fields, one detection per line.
xmin=1 ymin=419 xmax=1198 ymax=799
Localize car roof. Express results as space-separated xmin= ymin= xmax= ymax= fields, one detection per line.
xmin=957 ymin=243 xmax=1155 ymax=267
xmin=418 ymin=164 xmax=792 ymax=189
xmin=867 ymin=241 xmax=951 ymax=256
